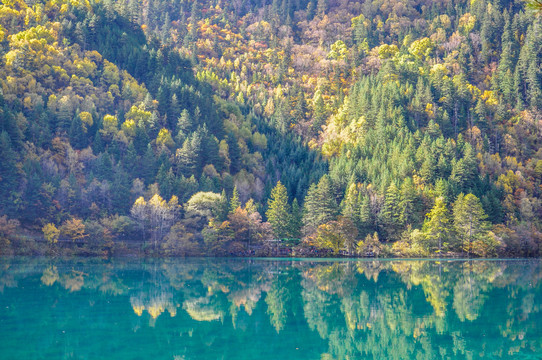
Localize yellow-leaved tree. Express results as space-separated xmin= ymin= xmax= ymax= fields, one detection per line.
xmin=100 ymin=114 xmax=118 ymax=140
xmin=61 ymin=218 xmax=88 ymax=242
xmin=42 ymin=223 xmax=60 ymax=244
xmin=156 ymin=128 xmax=175 ymax=148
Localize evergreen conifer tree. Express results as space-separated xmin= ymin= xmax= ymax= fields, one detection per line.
xmin=289 ymin=198 xmax=303 ymax=239
xmin=422 ymin=197 xmax=452 ymax=254
xmin=453 ymin=193 xmax=489 ymax=256
xmin=0 ymin=131 xmax=18 ymax=214
xmin=266 ymin=181 xmax=292 ymax=239
xmin=69 ymin=114 xmax=87 ymax=149
xmin=230 ymin=186 xmax=241 ymax=213
xmin=380 ymin=183 xmax=402 ymax=240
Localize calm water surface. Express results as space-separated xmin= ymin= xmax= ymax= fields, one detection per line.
xmin=0 ymin=257 xmax=541 ymax=359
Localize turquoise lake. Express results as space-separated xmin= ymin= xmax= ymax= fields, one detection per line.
xmin=0 ymin=257 xmax=541 ymax=359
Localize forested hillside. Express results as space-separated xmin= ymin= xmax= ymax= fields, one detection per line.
xmin=1 ymin=0 xmax=541 ymax=257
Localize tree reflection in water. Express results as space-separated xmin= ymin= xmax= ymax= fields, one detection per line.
xmin=0 ymin=258 xmax=541 ymax=359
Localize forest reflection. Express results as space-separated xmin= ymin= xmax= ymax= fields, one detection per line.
xmin=1 ymin=258 xmax=542 ymax=359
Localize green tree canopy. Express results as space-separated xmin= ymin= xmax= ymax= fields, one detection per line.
xmin=266 ymin=181 xmax=292 ymax=239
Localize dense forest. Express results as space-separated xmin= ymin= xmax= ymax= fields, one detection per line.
xmin=0 ymin=0 xmax=541 ymax=257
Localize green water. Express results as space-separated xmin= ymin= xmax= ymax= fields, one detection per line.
xmin=0 ymin=258 xmax=541 ymax=359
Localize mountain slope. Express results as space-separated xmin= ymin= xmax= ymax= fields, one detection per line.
xmin=1 ymin=0 xmax=542 ymax=257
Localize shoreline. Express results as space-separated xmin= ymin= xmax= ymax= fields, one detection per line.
xmin=2 ymin=235 xmax=537 ymax=259
xmin=2 ymin=229 xmax=537 ymax=259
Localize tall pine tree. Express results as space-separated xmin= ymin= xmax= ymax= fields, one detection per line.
xmin=266 ymin=181 xmax=292 ymax=239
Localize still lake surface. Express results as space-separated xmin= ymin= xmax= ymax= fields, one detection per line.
xmin=0 ymin=257 xmax=541 ymax=359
